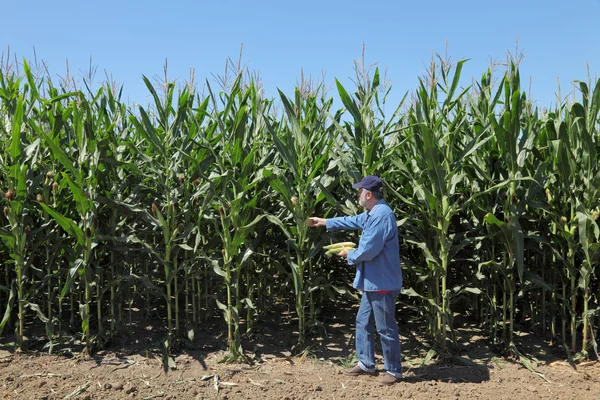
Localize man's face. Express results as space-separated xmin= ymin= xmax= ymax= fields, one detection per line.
xmin=358 ymin=188 xmax=370 ymax=208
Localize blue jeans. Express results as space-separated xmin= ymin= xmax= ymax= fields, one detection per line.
xmin=355 ymin=290 xmax=402 ymax=378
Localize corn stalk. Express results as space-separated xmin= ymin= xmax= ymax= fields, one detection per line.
xmin=265 ymin=85 xmax=338 ymax=351
xmin=206 ymin=74 xmax=271 ymax=361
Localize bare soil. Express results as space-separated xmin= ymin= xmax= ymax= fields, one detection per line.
xmin=1 ymin=304 xmax=599 ymax=400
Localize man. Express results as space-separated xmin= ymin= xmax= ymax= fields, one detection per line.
xmin=308 ymin=175 xmax=403 ymax=386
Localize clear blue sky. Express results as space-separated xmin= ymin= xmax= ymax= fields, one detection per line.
xmin=3 ymin=0 xmax=600 ymax=111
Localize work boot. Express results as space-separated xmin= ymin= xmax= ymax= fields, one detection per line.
xmin=342 ymin=365 xmax=376 ymax=376
xmin=378 ymin=372 xmax=401 ymax=385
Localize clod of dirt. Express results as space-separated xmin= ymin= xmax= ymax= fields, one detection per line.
xmin=125 ymin=385 xmax=138 ymax=394
xmin=314 ymin=385 xmax=323 ymax=391
xmin=113 ymin=382 xmax=124 ymax=390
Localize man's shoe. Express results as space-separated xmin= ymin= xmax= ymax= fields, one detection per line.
xmin=342 ymin=365 xmax=376 ymax=376
xmin=378 ymin=373 xmax=401 ymax=385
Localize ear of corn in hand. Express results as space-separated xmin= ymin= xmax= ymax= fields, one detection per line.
xmin=323 ymin=242 xmax=356 ymax=256
xmin=323 ymin=242 xmax=356 ymax=250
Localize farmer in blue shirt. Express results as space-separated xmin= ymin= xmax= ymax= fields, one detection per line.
xmin=308 ymin=175 xmax=403 ymax=385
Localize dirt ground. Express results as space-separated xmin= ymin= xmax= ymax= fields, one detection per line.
xmin=1 ymin=306 xmax=599 ymax=400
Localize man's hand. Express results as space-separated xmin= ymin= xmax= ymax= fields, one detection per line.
xmin=307 ymin=217 xmax=326 ymax=227
xmin=335 ymin=246 xmax=350 ymax=257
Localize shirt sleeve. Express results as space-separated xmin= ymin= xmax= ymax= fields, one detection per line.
xmin=326 ymin=212 xmax=368 ymax=232
xmin=346 ymin=214 xmax=389 ymax=265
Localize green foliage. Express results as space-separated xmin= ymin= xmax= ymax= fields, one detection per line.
xmin=0 ymin=55 xmax=599 ymax=364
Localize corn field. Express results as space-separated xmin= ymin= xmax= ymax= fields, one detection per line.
xmin=1 ymin=55 xmax=600 ymax=364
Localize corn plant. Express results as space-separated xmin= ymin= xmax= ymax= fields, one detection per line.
xmin=543 ymin=78 xmax=600 ymax=357
xmin=265 ymin=85 xmax=339 ymax=350
xmin=0 ymin=61 xmax=72 ymax=348
xmin=392 ymin=58 xmax=490 ymax=353
xmin=330 ymin=63 xmax=406 ymax=204
xmin=570 ymin=78 xmax=600 ymax=358
xmin=126 ymin=77 xmax=197 ymax=342
xmin=205 ymin=74 xmax=272 ymax=360
xmin=0 ymin=70 xmax=32 ymax=348
xmin=92 ymin=84 xmax=133 ymax=335
xmin=36 ymin=87 xmax=112 ymax=355
xmin=463 ymin=67 xmax=508 ymax=344
xmin=481 ymin=62 xmax=546 ymax=355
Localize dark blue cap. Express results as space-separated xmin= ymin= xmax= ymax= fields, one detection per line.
xmin=352 ymin=175 xmax=383 ymax=192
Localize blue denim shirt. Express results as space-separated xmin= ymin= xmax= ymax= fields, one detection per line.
xmin=326 ymin=200 xmax=402 ymax=291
